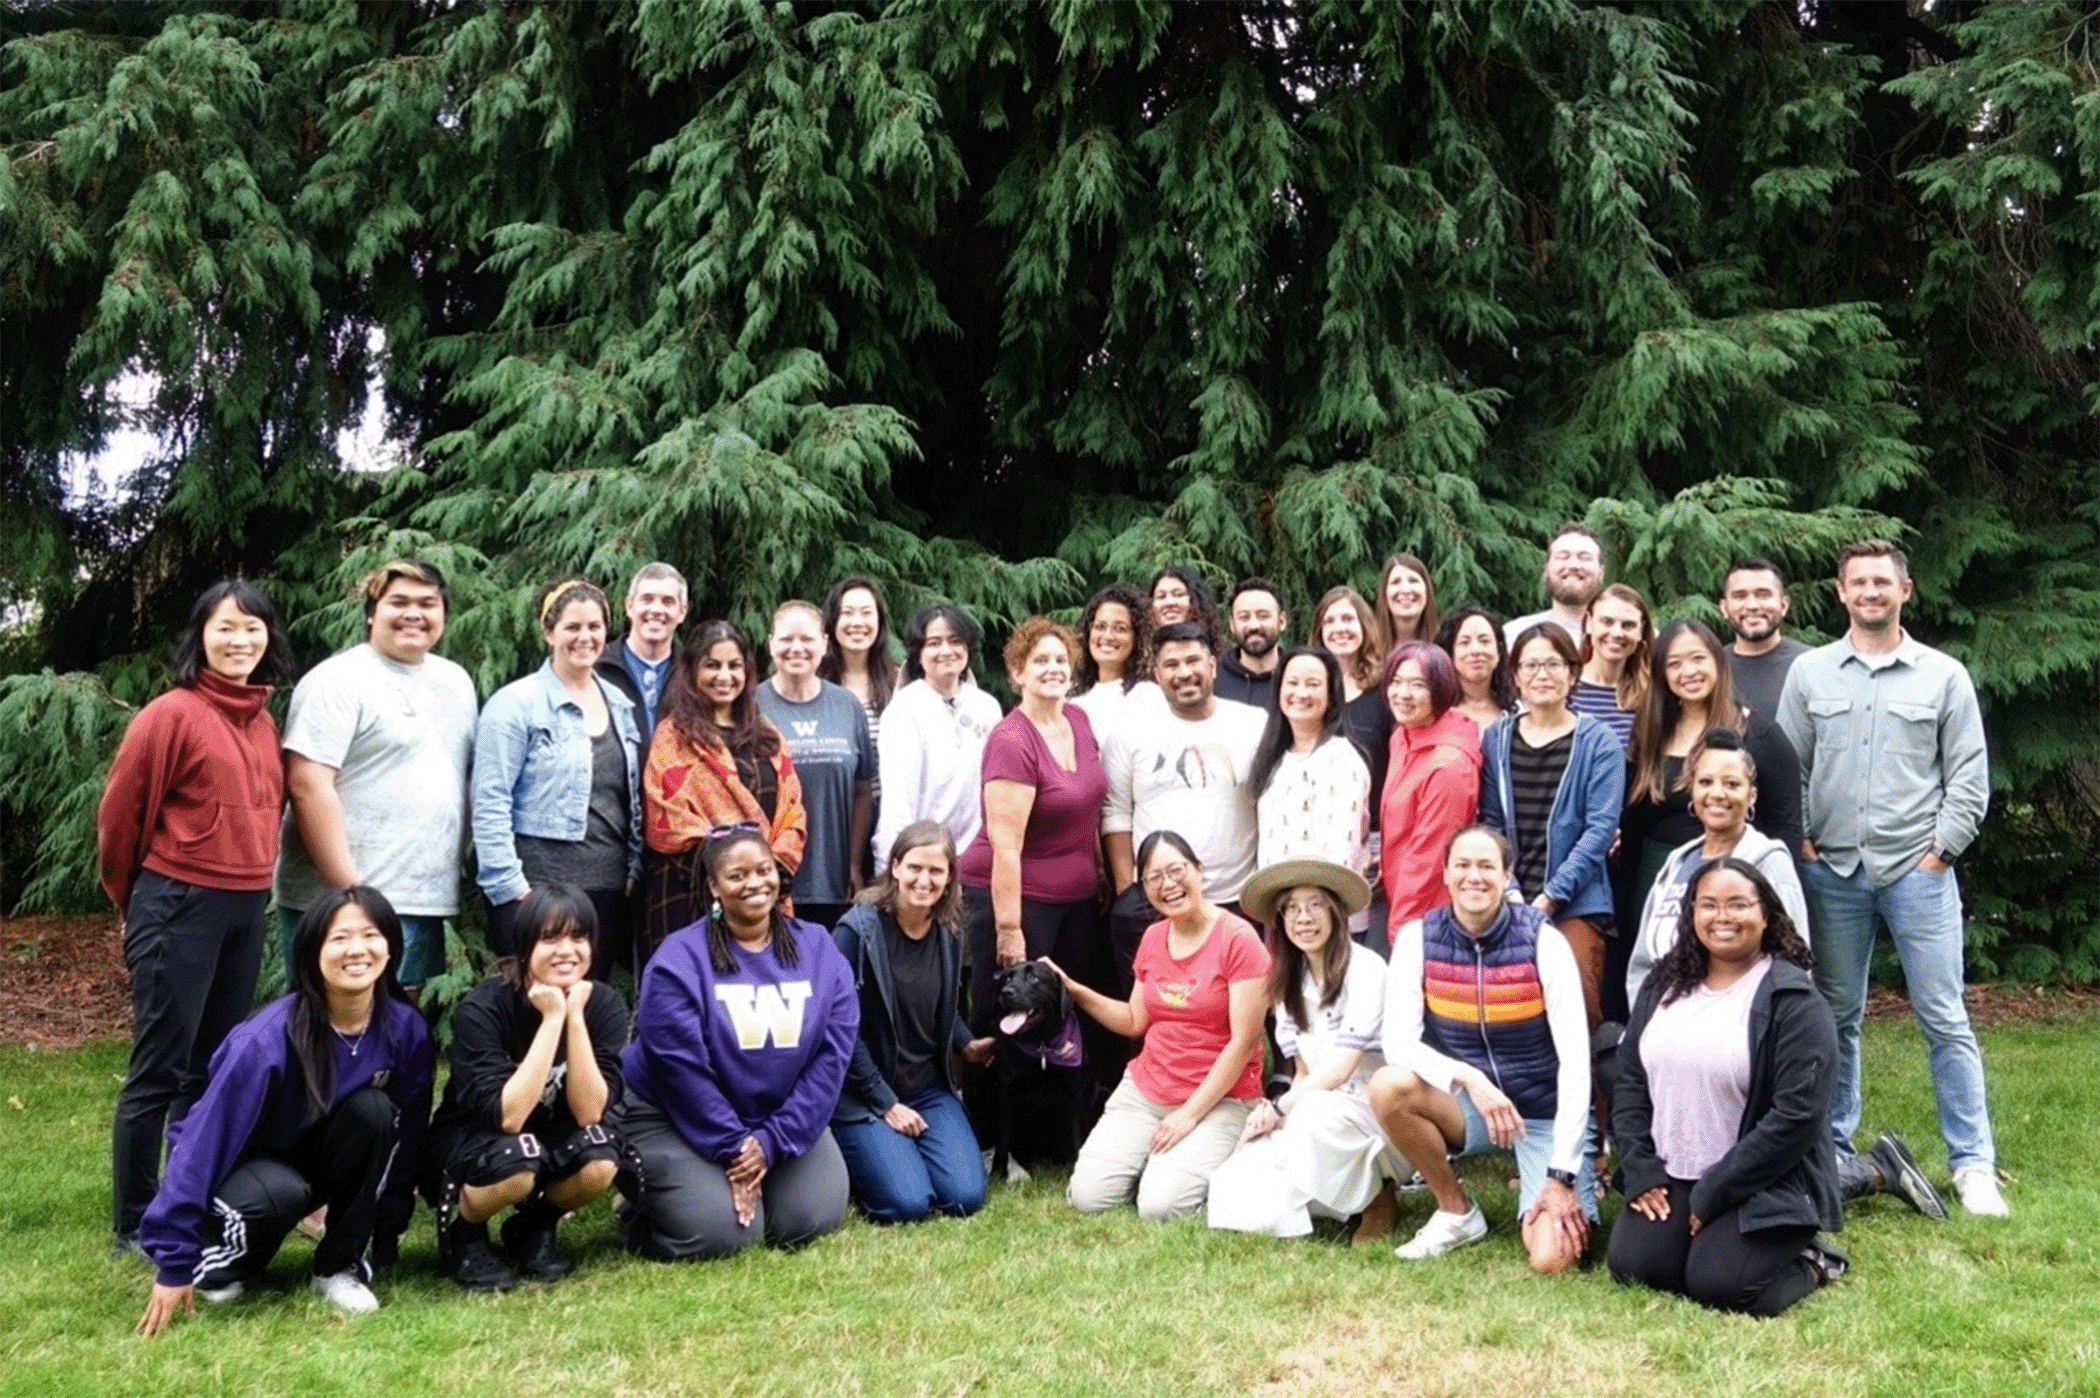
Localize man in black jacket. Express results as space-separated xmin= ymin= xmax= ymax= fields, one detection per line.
xmin=595 ymin=562 xmax=688 ymax=741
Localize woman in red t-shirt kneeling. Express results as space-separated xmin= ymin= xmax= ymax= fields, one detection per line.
xmin=1051 ymin=831 xmax=1271 ymax=1220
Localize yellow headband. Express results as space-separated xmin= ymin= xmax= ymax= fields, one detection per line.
xmin=539 ymin=578 xmax=596 ymax=627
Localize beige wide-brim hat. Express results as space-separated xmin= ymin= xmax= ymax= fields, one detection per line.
xmin=1239 ymin=858 xmax=1373 ymax=926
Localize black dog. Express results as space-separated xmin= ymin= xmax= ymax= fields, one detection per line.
xmin=986 ymin=962 xmax=1085 ymax=1178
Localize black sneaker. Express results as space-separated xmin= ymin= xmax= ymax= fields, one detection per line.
xmin=445 ymin=1220 xmax=517 ymax=1293
xmin=1868 ymin=1133 xmax=1948 ymax=1220
xmin=502 ymin=1210 xmax=572 ymax=1284
xmin=1801 ymin=1234 xmax=1850 ymax=1286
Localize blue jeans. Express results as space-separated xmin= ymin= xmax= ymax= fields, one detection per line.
xmin=1453 ymin=1089 xmax=1599 ymax=1220
xmin=1803 ymin=858 xmax=1995 ymax=1171
xmin=832 ymin=1088 xmax=986 ymax=1224
xmin=280 ymin=908 xmax=446 ymax=989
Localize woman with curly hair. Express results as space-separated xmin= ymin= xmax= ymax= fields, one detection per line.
xmin=1070 ymin=584 xmax=1158 ymax=740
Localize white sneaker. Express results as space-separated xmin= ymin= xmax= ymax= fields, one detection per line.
xmin=1395 ymin=1203 xmax=1488 ymax=1260
xmin=196 ymin=1280 xmax=244 ymax=1304
xmin=310 ymin=1270 xmax=380 ymax=1315
xmin=1952 ymin=1165 xmax=2010 ymax=1218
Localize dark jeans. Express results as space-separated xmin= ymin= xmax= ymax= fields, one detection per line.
xmin=1607 ymin=1177 xmax=1823 ymax=1317
xmin=833 ymin=1088 xmax=986 ymax=1223
xmin=196 ymin=1087 xmax=400 ymax=1286
xmin=962 ymin=886 xmax=1115 ymax=1146
xmin=113 ymin=872 xmax=266 ymax=1239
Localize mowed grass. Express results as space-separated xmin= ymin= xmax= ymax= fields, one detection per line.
xmin=2 ymin=1012 xmax=2097 ymax=1398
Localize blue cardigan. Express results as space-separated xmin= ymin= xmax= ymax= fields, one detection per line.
xmin=1477 ymin=712 xmax=1626 ymax=921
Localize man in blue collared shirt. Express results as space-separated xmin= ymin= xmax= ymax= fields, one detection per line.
xmin=1778 ymin=539 xmax=2005 ymax=1217
xmin=596 ymin=562 xmax=689 ymax=741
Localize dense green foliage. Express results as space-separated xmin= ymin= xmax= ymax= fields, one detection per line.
xmin=2 ymin=1 xmax=2095 ymax=975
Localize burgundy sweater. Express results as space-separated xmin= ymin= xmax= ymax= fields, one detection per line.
xmin=97 ymin=669 xmax=284 ymax=907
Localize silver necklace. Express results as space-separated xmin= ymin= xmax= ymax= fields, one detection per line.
xmin=332 ymin=1020 xmax=370 ymax=1058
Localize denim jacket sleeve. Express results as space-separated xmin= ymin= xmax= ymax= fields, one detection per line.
xmin=471 ymin=680 xmax=534 ymax=905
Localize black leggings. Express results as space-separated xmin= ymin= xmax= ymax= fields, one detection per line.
xmin=1607 ymin=1178 xmax=1823 ymax=1317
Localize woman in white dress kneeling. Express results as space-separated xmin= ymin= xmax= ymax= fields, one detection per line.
xmin=1208 ymin=858 xmax=1402 ymax=1243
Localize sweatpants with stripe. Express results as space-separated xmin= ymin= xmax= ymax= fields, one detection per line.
xmin=196 ymin=1087 xmax=397 ymax=1286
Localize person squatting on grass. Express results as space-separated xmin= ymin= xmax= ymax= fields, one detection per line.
xmin=136 ymin=887 xmax=434 ymax=1334
xmin=1608 ymin=858 xmax=1848 ymax=1316
xmin=1054 ymin=831 xmax=1271 ymax=1220
xmin=424 ymin=883 xmax=629 ymax=1292
xmin=99 ymin=580 xmax=294 ymax=1258
xmin=611 ymin=827 xmax=859 ymax=1258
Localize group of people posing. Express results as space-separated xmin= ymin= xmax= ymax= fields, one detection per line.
xmin=97 ymin=525 xmax=2005 ymax=1337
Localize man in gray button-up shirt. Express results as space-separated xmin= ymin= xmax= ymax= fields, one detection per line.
xmin=1778 ymin=539 xmax=2004 ymax=1217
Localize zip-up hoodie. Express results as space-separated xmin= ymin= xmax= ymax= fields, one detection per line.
xmin=1476 ymin=711 xmax=1625 ymax=920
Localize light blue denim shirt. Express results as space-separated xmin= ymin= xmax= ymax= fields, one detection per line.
xmin=472 ymin=660 xmax=642 ymax=904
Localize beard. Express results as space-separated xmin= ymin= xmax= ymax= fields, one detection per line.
xmin=1731 ymin=613 xmax=1779 ymax=643
xmin=1238 ymin=629 xmax=1278 ymax=659
xmin=1547 ymin=576 xmax=1601 ymax=609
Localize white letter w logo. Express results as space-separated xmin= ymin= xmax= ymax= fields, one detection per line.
xmin=715 ymin=981 xmax=813 ymax=1050
xmin=791 ymin=720 xmax=820 ymax=738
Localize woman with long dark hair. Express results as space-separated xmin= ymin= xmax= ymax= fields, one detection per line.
xmin=1610 ymin=857 xmax=1846 ymax=1316
xmin=1148 ymin=565 xmax=1219 ymax=648
xmin=1069 ymin=584 xmax=1158 ymax=738
xmin=1249 ymin=646 xmax=1371 ymax=884
xmin=1435 ymin=605 xmax=1515 ymax=734
xmin=99 ymin=578 xmax=293 ymax=1257
xmin=615 ymin=828 xmax=858 ymax=1258
xmin=642 ymin=622 xmax=807 ymax=958
xmin=818 ymin=575 xmax=901 ymax=739
xmin=833 ymin=822 xmax=994 ymax=1222
xmin=426 ymin=883 xmax=628 ymax=1292
xmin=135 ymin=887 xmax=433 ymax=1333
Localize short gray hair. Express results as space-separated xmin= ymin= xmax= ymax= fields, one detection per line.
xmin=628 ymin=561 xmax=688 ymax=607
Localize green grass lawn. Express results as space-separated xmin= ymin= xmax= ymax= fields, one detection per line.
xmin=3 ymin=1011 xmax=2096 ymax=1398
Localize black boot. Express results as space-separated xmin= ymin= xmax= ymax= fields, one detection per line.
xmin=502 ymin=1203 xmax=572 ymax=1283
xmin=444 ymin=1216 xmax=517 ymax=1293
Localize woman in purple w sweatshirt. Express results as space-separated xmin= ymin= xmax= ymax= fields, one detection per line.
xmin=615 ymin=827 xmax=859 ymax=1258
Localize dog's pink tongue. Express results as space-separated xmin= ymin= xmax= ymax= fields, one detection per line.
xmin=999 ymin=1011 xmax=1028 ymax=1036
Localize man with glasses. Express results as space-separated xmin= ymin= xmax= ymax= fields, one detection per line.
xmin=1504 ymin=524 xmax=1605 ymax=648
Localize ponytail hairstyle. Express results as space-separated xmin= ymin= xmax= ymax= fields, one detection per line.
xmin=287 ymin=886 xmax=406 ymax=1124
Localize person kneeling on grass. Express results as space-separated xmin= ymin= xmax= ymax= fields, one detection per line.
xmin=1607 ymin=857 xmax=1847 ymax=1315
xmin=1206 ymin=858 xmax=1403 ymax=1243
xmin=137 ymin=887 xmax=433 ymax=1335
xmin=1368 ymin=826 xmax=1597 ymax=1269
xmin=612 ymin=827 xmax=858 ymax=1258
xmin=1052 ymin=831 xmax=1271 ymax=1220
xmin=425 ymin=883 xmax=629 ymax=1291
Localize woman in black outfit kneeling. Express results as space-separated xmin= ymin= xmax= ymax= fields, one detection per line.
xmin=1609 ymin=857 xmax=1845 ymax=1316
xmin=427 ymin=883 xmax=628 ymax=1291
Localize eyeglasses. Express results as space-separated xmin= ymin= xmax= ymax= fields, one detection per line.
xmin=1142 ymin=862 xmax=1195 ymax=891
xmin=1516 ymin=659 xmax=1569 ymax=676
xmin=1279 ymin=899 xmax=1329 ymax=923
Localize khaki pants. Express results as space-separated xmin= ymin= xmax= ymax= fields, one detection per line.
xmin=1067 ymin=1073 xmax=1254 ymax=1221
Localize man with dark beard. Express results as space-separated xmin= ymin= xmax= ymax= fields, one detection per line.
xmin=1719 ymin=556 xmax=1810 ymax=722
xmin=1504 ymin=524 xmax=1605 ymax=648
xmin=1215 ymin=577 xmax=1287 ymax=708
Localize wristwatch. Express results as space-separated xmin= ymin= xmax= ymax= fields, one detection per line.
xmin=1929 ymin=844 xmax=1959 ymax=866
xmin=1546 ymin=1167 xmax=1579 ymax=1189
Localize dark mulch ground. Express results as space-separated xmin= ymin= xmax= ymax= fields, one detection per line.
xmin=1 ymin=913 xmax=2095 ymax=1049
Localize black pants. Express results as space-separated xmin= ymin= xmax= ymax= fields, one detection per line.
xmin=1607 ymin=1178 xmax=1823 ymax=1317
xmin=112 ymin=872 xmax=266 ymax=1239
xmin=196 ymin=1087 xmax=400 ymax=1286
xmin=962 ymin=887 xmax=1113 ymax=1151
xmin=488 ymin=885 xmax=632 ymax=980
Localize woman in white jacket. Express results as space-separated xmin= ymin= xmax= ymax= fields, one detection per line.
xmin=1626 ymin=729 xmax=1808 ymax=1006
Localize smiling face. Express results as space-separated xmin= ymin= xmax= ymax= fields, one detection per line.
xmin=1318 ymin=599 xmax=1364 ymax=659
xmin=1692 ymin=866 xmax=1767 ymax=968
xmin=917 ymin=616 xmax=971 ymax=693
xmin=1015 ymin=634 xmax=1073 ymax=704
xmin=625 ymin=578 xmax=688 ymax=650
xmin=1277 ymin=653 xmax=1332 ymax=729
xmin=1088 ymin=601 xmax=1135 ymax=672
xmin=1443 ymin=830 xmax=1508 ymax=920
xmin=769 ymin=607 xmax=826 ymax=681
xmin=1230 ymin=589 xmax=1284 ymax=659
xmin=1689 ymin=747 xmax=1755 ymax=838
xmin=1545 ymin=532 xmax=1604 ymax=609
xmin=1514 ymin=635 xmax=1574 ymax=710
xmin=368 ymin=578 xmax=446 ymax=664
xmin=832 ymin=586 xmax=881 ymax=657
xmin=1662 ymin=629 xmax=1720 ymax=706
xmin=1141 ymin=842 xmax=1202 ymax=918
xmin=200 ymin=597 xmax=270 ymax=683
xmin=1836 ymin=552 xmax=1912 ymax=635
xmin=1449 ymin=616 xmax=1500 ymax=692
xmin=1151 ymin=576 xmax=1193 ymax=627
xmin=1153 ymin=638 xmax=1216 ymax=715
xmin=1277 ymin=885 xmax=1337 ymax=958
xmin=1386 ymin=657 xmax=1433 ymax=727
xmin=707 ymin=838 xmax=781 ymax=931
xmin=1384 ymin=563 xmax=1429 ymax=633
xmin=696 ymin=638 xmax=747 ymax=716
xmin=1720 ymin=567 xmax=1789 ymax=644
xmin=525 ymin=924 xmax=592 ymax=991
xmin=891 ymin=841 xmax=951 ymax=919
xmin=318 ymin=903 xmax=392 ymax=997
xmin=1585 ymin=594 xmax=1645 ymax=666
xmin=544 ymin=598 xmax=609 ymax=676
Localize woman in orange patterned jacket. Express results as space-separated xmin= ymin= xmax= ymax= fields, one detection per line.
xmin=641 ymin=621 xmax=807 ymax=960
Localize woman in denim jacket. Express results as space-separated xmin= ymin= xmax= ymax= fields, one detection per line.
xmin=474 ymin=579 xmax=643 ymax=974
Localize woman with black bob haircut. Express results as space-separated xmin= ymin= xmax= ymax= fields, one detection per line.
xmin=136 ymin=886 xmax=433 ymax=1334
xmin=614 ymin=826 xmax=859 ymax=1259
xmin=100 ymin=579 xmax=294 ymax=1257
xmin=1610 ymin=857 xmax=1845 ymax=1317
xmin=832 ymin=822 xmax=995 ymax=1223
xmin=425 ymin=882 xmax=629 ymax=1292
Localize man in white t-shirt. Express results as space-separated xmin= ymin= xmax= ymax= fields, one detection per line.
xmin=1100 ymin=621 xmax=1266 ymax=990
xmin=274 ymin=560 xmax=479 ymax=994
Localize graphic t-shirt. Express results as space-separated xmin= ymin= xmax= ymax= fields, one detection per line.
xmin=1130 ymin=912 xmax=1271 ymax=1104
xmin=757 ymin=681 xmax=874 ymax=905
xmin=1101 ymin=699 xmax=1266 ymax=903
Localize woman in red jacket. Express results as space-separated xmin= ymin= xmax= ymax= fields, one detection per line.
xmin=1378 ymin=642 xmax=1482 ymax=945
xmin=98 ymin=579 xmax=293 ymax=1258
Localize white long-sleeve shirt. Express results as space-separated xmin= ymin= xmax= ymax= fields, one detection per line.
xmin=871 ymin=678 xmax=1002 ymax=862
